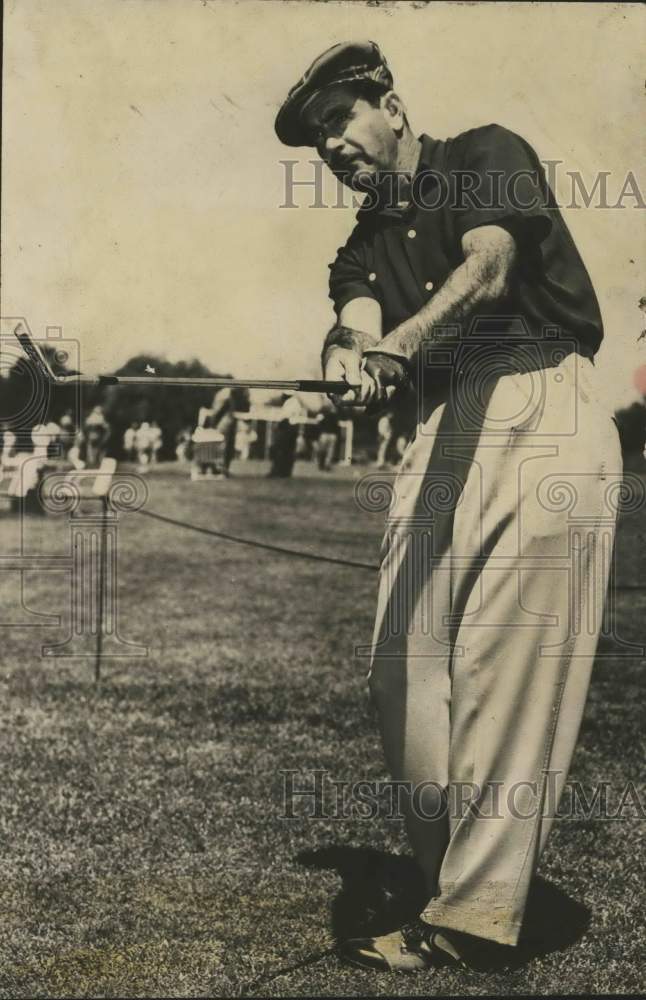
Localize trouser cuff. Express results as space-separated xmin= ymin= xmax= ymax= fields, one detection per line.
xmin=422 ymin=899 xmax=522 ymax=947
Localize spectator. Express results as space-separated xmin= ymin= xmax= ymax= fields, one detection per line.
xmin=32 ymin=421 xmax=61 ymax=463
xmin=375 ymin=412 xmax=394 ymax=468
xmin=28 ymin=419 xmax=61 ymax=461
xmin=123 ymin=422 xmax=138 ymax=462
xmin=316 ymin=406 xmax=340 ymax=471
xmin=175 ymin=427 xmax=192 ymax=463
xmin=0 ymin=421 xmax=17 ymax=472
xmin=85 ymin=406 xmax=109 ymax=438
xmin=268 ymin=393 xmax=301 ymax=478
xmin=190 ymin=421 xmax=225 ymax=479
xmin=134 ymin=421 xmax=153 ymax=471
xmin=58 ymin=411 xmax=76 ymax=458
xmin=71 ymin=408 xmax=113 ymax=471
xmin=295 ymin=425 xmax=308 ymax=460
xmin=234 ymin=419 xmax=256 ymax=461
xmin=210 ymin=387 xmax=236 ymax=477
xmin=150 ymin=421 xmax=163 ymax=464
xmin=3 ymin=423 xmax=49 ymax=515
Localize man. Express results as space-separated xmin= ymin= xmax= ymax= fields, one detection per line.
xmin=71 ymin=408 xmax=113 ymax=472
xmin=134 ymin=420 xmax=153 ymax=472
xmin=123 ymin=422 xmax=138 ymax=463
xmin=275 ymin=41 xmax=621 ymax=970
xmin=211 ymin=388 xmax=237 ymax=477
xmin=316 ymin=404 xmax=341 ymax=471
xmin=149 ymin=421 xmax=163 ymax=465
xmin=374 ymin=411 xmax=393 ymax=468
xmin=58 ymin=411 xmax=76 ymax=459
xmin=268 ymin=392 xmax=302 ymax=478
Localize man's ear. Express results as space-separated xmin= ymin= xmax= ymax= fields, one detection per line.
xmin=381 ymin=90 xmax=406 ymax=133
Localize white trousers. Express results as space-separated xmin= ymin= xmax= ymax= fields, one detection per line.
xmin=368 ymin=351 xmax=622 ymax=945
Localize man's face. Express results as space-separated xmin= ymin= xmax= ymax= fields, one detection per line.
xmin=301 ymin=84 xmax=399 ymax=190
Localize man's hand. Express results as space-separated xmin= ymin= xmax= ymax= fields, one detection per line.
xmin=361 ymin=351 xmax=411 ymax=412
xmin=323 ymin=347 xmax=410 ymax=411
xmin=322 ymin=346 xmax=374 ymax=409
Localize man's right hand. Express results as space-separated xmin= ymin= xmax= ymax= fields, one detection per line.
xmin=323 ymin=346 xmax=376 ymax=409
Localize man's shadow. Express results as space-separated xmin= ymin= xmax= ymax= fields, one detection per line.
xmin=296 ymin=845 xmax=590 ymax=971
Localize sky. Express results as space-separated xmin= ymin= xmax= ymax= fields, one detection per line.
xmin=2 ymin=0 xmax=645 ymax=409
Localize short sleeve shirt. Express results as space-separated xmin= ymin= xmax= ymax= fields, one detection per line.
xmin=328 ymin=124 xmax=603 ymax=357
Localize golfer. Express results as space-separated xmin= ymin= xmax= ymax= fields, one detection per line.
xmin=275 ymin=41 xmax=621 ymax=971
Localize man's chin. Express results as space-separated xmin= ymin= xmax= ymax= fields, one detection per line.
xmin=347 ymin=167 xmax=378 ymax=192
xmin=331 ymin=162 xmax=376 ymax=191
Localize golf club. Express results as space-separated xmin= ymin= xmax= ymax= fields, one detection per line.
xmin=14 ymin=325 xmax=360 ymax=395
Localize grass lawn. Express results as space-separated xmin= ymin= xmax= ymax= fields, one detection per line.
xmin=0 ymin=460 xmax=644 ymax=997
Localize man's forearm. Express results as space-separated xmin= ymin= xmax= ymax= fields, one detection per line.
xmin=375 ymin=249 xmax=512 ymax=362
xmin=321 ymin=324 xmax=380 ymax=363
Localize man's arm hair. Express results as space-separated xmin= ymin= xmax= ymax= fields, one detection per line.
xmin=375 ymin=224 xmax=518 ymax=361
xmin=321 ymin=324 xmax=379 ymax=361
xmin=322 ymin=296 xmax=382 ymax=365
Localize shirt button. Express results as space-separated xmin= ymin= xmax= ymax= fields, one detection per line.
xmin=425 ymin=280 xmax=434 ymax=292
xmin=407 ymin=229 xmax=416 ymax=239
xmin=368 ymin=272 xmax=377 ymax=282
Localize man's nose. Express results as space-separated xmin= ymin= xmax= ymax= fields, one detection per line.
xmin=323 ymin=134 xmax=344 ymax=157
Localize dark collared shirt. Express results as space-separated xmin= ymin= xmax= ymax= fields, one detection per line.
xmin=328 ymin=124 xmax=603 ymax=359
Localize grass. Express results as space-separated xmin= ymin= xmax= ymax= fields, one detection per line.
xmin=0 ymin=459 xmax=644 ymax=997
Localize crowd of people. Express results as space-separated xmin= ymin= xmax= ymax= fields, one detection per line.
xmin=0 ymin=406 xmax=115 ymax=514
xmin=1 ymin=387 xmax=413 ymax=514
xmin=176 ymin=387 xmax=405 ymax=481
xmin=122 ymin=420 xmax=163 ymax=471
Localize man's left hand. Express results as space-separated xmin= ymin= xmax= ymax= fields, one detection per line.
xmin=361 ymin=351 xmax=411 ymax=412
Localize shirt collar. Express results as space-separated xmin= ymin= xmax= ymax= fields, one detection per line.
xmin=356 ymin=134 xmax=440 ymax=220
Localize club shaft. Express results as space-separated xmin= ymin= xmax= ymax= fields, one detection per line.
xmin=52 ymin=374 xmax=358 ymax=393
xmin=14 ymin=328 xmax=359 ymax=394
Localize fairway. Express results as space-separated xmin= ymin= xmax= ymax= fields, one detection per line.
xmin=0 ymin=462 xmax=644 ymax=997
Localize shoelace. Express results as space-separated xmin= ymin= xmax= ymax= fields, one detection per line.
xmin=401 ymin=918 xmax=465 ymax=966
xmin=400 ymin=917 xmax=433 ymax=952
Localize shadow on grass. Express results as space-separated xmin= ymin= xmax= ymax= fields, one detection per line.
xmin=296 ymin=845 xmax=590 ymax=971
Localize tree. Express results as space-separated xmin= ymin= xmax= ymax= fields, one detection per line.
xmin=102 ymin=356 xmax=249 ymax=460
xmin=1 ymin=348 xmax=250 ymax=461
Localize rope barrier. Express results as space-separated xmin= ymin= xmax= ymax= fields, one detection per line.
xmin=3 ymin=490 xmax=642 ymax=588
xmin=136 ymin=507 xmax=644 ymax=591
xmin=137 ymin=508 xmax=379 ymax=572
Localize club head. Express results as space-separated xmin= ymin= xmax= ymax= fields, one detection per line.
xmin=14 ymin=325 xmax=58 ymax=383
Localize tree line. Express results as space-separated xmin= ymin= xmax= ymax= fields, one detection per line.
xmin=0 ymin=349 xmax=249 ymax=460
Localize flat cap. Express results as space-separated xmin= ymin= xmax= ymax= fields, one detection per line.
xmin=275 ymin=40 xmax=393 ymax=147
